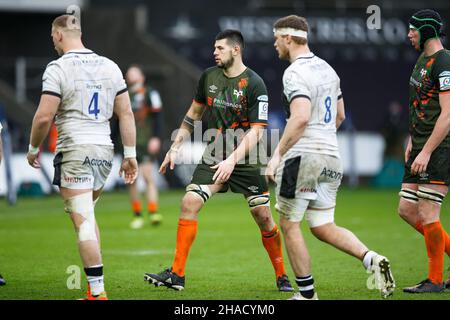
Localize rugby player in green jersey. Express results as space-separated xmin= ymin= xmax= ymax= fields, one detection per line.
xmin=144 ymin=30 xmax=293 ymax=292
xmin=398 ymin=9 xmax=450 ymax=293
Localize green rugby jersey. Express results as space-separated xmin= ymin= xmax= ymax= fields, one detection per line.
xmin=194 ymin=66 xmax=269 ymax=165
xmin=409 ymin=49 xmax=450 ymax=149
xmin=129 ymin=85 xmax=162 ymax=148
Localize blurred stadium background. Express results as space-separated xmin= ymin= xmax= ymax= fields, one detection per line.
xmin=0 ymin=0 xmax=449 ymax=300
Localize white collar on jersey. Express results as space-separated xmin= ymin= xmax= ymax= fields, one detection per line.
xmin=65 ymin=48 xmax=94 ymax=54
xmin=293 ymin=52 xmax=315 ymax=60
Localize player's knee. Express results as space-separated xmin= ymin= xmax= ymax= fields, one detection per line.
xmin=310 ymin=223 xmax=334 ymax=242
xmin=279 ymin=217 xmax=295 ymax=234
xmin=417 ymin=186 xmax=445 ymax=206
xmin=64 ymin=192 xmax=97 ymax=242
xmin=247 ymin=194 xmax=270 ymax=209
xmin=185 ymin=184 xmax=211 ymax=204
xmin=181 ymin=191 xmax=205 ymax=216
xmin=251 ymin=205 xmax=273 ymax=226
xmin=397 ymin=202 xmax=412 ymax=220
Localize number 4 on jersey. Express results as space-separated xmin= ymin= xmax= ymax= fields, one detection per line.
xmin=88 ymin=92 xmax=100 ymax=119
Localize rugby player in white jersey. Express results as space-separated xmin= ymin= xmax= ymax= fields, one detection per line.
xmin=26 ymin=14 xmax=138 ymax=300
xmin=266 ymin=15 xmax=395 ymax=300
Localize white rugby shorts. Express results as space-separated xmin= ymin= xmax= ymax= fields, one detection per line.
xmin=274 ymin=152 xmax=343 ymax=227
xmin=53 ymin=145 xmax=114 ymax=191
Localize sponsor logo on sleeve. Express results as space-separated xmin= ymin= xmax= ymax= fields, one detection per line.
xmin=258 ymin=101 xmax=268 ymax=121
xmin=439 ymin=71 xmax=450 ymax=91
xmin=209 ymin=85 xmax=218 ymax=93
xmin=257 ymin=95 xmax=268 ymax=102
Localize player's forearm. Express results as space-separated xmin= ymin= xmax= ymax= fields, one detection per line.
xmin=336 ymin=98 xmax=345 ymax=130
xmin=227 ymin=126 xmax=263 ymax=164
xmin=29 ymin=113 xmax=53 ymax=148
xmin=119 ymin=109 xmax=137 ymax=147
xmin=277 ymin=117 xmax=307 ymax=157
xmin=171 ymin=106 xmax=204 ymax=149
xmin=422 ymin=109 xmax=450 ymax=154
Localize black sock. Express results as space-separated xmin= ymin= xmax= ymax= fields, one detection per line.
xmin=84 ymin=265 xmax=103 ymax=277
xmin=296 ymin=275 xmax=315 ymax=299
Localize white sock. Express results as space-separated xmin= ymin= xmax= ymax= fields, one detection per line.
xmin=87 ymin=275 xmax=104 ymax=296
xmin=85 ymin=264 xmax=105 ymax=296
xmin=363 ymin=250 xmax=377 ymax=270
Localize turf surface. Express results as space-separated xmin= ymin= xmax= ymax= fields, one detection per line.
xmin=0 ymin=188 xmax=449 ymax=300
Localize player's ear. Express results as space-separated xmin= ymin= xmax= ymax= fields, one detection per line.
xmin=233 ymin=44 xmax=241 ymax=56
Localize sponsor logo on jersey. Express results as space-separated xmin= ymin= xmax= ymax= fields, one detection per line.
xmin=233 ymin=89 xmax=243 ymax=98
xmin=258 ymin=102 xmax=268 ymax=121
xmin=420 ymin=68 xmax=427 ymax=77
xmin=213 ymin=98 xmax=242 ymax=109
xmin=439 ymin=71 xmax=450 ymax=91
xmin=209 ymin=85 xmax=218 ymax=93
xmin=257 ymin=95 xmax=268 ymax=102
xmin=86 ymin=83 xmax=102 ymax=90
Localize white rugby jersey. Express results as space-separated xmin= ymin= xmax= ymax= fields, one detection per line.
xmin=42 ymin=48 xmax=127 ymax=152
xmin=282 ymin=52 xmax=342 ymax=158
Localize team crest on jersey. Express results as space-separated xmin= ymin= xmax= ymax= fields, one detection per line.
xmin=233 ymin=89 xmax=243 ymax=98
xmin=420 ymin=68 xmax=427 ymax=77
xmin=439 ymin=71 xmax=450 ymax=91
xmin=209 ymin=85 xmax=218 ymax=93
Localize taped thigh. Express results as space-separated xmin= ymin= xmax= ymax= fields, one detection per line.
xmin=64 ymin=192 xmax=97 ymax=242
xmin=186 ymin=184 xmax=212 ymax=204
xmin=247 ymin=193 xmax=270 ymax=209
xmin=305 ymin=207 xmax=335 ymax=228
xmin=417 ymin=186 xmax=445 ymax=205
xmin=398 ymin=188 xmax=419 ymax=203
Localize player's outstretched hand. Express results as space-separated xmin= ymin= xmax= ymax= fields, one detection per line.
xmin=159 ymin=148 xmax=178 ymax=174
xmin=120 ymin=157 xmax=138 ymax=184
xmin=26 ymin=152 xmax=41 ymax=169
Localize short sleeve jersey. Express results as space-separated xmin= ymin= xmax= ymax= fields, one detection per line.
xmin=409 ymin=49 xmax=450 ymax=149
xmin=42 ymin=48 xmax=127 ymax=152
xmin=194 ymin=67 xmax=268 ymax=164
xmin=282 ymin=53 xmax=342 ymax=158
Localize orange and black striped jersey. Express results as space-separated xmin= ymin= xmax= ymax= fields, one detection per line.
xmin=409 ymin=49 xmax=450 ymax=149
xmin=194 ymin=66 xmax=268 ymax=164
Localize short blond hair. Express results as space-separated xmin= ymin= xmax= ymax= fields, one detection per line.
xmin=273 ymin=15 xmax=308 ymax=45
xmin=52 ymin=14 xmax=81 ymax=34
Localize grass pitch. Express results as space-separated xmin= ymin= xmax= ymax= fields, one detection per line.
xmin=0 ymin=188 xmax=449 ymax=300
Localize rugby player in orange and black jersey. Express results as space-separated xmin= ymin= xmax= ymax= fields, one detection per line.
xmin=400 ymin=9 xmax=450 ymax=294
xmin=193 ymin=66 xmax=268 ymax=165
xmin=144 ymin=29 xmax=293 ymax=293
xmin=409 ymin=48 xmax=450 ymax=151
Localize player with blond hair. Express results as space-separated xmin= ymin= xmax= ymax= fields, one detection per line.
xmin=27 ymin=14 xmax=138 ymax=300
xmin=267 ymin=15 xmax=395 ymax=300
